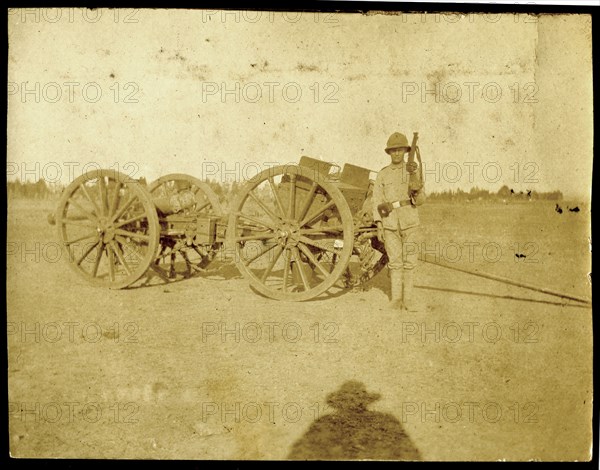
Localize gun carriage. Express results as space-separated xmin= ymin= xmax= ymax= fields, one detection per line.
xmin=51 ymin=157 xmax=388 ymax=301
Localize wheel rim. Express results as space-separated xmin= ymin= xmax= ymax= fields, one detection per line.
xmin=147 ymin=174 xmax=223 ymax=281
xmin=56 ymin=169 xmax=159 ymax=289
xmin=227 ymin=165 xmax=354 ymax=301
xmin=147 ymin=173 xmax=223 ymax=216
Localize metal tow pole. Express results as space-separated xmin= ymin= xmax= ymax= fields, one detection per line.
xmin=419 ymin=254 xmax=592 ymax=306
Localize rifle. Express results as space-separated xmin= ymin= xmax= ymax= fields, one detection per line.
xmin=407 ymin=132 xmax=423 ymax=192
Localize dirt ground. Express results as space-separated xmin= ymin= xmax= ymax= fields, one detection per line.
xmin=7 ymin=197 xmax=592 ymax=460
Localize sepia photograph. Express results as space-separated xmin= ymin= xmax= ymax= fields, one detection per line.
xmin=7 ymin=6 xmax=593 ymax=461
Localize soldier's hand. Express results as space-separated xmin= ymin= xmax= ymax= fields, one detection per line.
xmin=406 ymin=161 xmax=418 ymax=174
xmin=376 ymin=222 xmax=384 ymax=243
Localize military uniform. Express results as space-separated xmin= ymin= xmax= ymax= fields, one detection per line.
xmin=373 ymin=132 xmax=424 ymax=311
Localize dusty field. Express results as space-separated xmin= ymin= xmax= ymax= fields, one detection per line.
xmin=7 ymin=197 xmax=592 ymax=460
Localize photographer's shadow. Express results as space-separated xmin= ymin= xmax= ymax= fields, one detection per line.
xmin=287 ymin=381 xmax=422 ymax=461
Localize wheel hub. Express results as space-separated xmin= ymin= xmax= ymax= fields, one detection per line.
xmin=277 ymin=221 xmax=300 ymax=247
xmin=102 ymin=228 xmax=116 ymax=243
xmin=96 ymin=217 xmax=115 ymax=243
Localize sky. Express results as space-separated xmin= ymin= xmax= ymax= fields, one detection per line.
xmin=7 ymin=9 xmax=593 ymax=200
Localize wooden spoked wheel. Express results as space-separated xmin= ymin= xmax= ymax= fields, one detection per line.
xmin=55 ymin=170 xmax=160 ymax=289
xmin=147 ymin=174 xmax=223 ymax=281
xmin=227 ymin=165 xmax=354 ymax=301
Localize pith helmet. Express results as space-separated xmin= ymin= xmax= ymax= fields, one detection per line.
xmin=385 ymin=132 xmax=410 ymax=154
xmin=326 ymin=380 xmax=381 ymax=410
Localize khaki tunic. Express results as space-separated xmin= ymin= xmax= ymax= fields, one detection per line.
xmin=372 ymin=163 xmax=421 ymax=230
xmin=372 ymin=163 xmax=423 ymax=271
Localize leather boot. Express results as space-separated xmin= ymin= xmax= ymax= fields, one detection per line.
xmin=403 ymin=269 xmax=419 ymax=312
xmin=389 ymin=269 xmax=404 ymax=310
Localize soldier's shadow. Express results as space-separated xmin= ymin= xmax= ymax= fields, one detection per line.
xmin=287 ymin=381 xmax=422 ymax=461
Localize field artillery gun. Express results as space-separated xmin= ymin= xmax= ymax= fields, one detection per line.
xmin=50 ymin=157 xmax=387 ymax=301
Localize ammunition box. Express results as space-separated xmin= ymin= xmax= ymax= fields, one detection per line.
xmin=195 ymin=216 xmax=219 ymax=244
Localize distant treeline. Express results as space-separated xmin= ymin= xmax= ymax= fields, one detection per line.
xmin=7 ymin=179 xmax=62 ymax=199
xmin=426 ymin=185 xmax=563 ymax=202
xmin=7 ymin=179 xmax=564 ymax=204
xmin=5 ymin=178 xmax=249 ymax=205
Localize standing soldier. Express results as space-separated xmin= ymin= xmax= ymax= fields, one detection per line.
xmin=373 ymin=132 xmax=424 ymax=311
